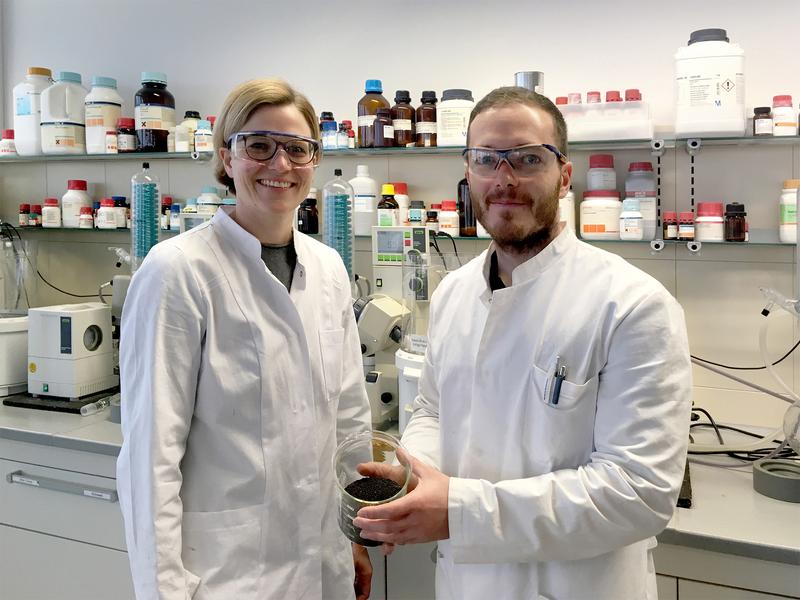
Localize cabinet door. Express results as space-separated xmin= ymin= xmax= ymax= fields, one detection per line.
xmin=657 ymin=574 xmax=678 ymax=600
xmin=0 ymin=524 xmax=135 ymax=600
xmin=680 ymin=579 xmax=798 ymax=600
xmin=386 ymin=542 xmax=437 ymax=600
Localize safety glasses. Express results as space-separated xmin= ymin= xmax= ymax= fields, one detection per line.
xmin=227 ymin=130 xmax=321 ymax=166
xmin=462 ymin=144 xmax=567 ymax=176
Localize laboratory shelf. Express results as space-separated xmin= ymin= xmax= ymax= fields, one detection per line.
xmin=675 ymin=134 xmax=800 ymax=147
xmin=16 ymin=227 xmax=178 ymax=236
xmin=0 ymin=151 xmax=213 ymax=164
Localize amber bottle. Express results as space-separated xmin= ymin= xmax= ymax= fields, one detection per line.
xmin=357 ymin=79 xmax=390 ymax=148
xmin=415 ymin=90 xmax=437 ymax=147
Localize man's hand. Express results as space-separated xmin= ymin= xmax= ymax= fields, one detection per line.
xmin=353 ymin=456 xmax=450 ymax=546
xmin=353 ymin=543 xmax=372 ymax=600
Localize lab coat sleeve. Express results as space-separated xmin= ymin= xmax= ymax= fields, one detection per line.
xmin=448 ymin=290 xmax=692 ymax=563
xmin=400 ymin=295 xmax=442 ymax=468
xmin=116 ymin=244 xmax=205 ymax=600
xmin=334 ymin=263 xmax=371 ymax=445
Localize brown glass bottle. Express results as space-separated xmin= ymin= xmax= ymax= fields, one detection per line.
xmin=391 ymin=90 xmax=416 ymax=147
xmin=457 ymin=178 xmax=477 ymax=236
xmin=373 ymin=108 xmax=395 ymax=148
xmin=415 ymin=90 xmax=437 ymax=147
xmin=357 ymin=79 xmax=390 ymax=148
xmin=134 ymin=73 xmax=175 ymax=153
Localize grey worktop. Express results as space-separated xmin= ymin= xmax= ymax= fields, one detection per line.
xmin=1 ymin=405 xmax=798 ymax=565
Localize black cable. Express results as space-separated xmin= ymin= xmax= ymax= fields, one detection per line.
xmin=691 ymin=338 xmax=800 ymax=370
xmin=434 ymin=231 xmax=462 ymax=266
xmin=691 ymin=407 xmax=724 ymax=444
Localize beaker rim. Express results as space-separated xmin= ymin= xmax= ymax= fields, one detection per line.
xmin=333 ymin=430 xmax=413 ymax=502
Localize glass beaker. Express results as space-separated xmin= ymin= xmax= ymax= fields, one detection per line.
xmin=333 ymin=430 xmax=412 ymax=546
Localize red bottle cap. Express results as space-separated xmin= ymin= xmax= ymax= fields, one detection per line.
xmin=773 ymin=95 xmax=793 ymax=108
xmin=162 ymin=195 xmax=173 ymax=206
xmin=628 ymin=161 xmax=653 ymax=171
xmin=587 ymin=91 xmax=601 ymax=103
xmin=625 ymin=88 xmax=642 ymax=101
xmin=67 ymin=179 xmax=87 ymax=191
xmin=392 ymin=182 xmax=408 ymax=195
xmin=101 ymin=198 xmax=115 ymax=207
xmin=19 ymin=203 xmax=30 ymax=212
xmin=679 ymin=211 xmax=695 ymax=223
xmin=117 ymin=117 xmax=135 ymax=129
xmin=441 ymin=200 xmax=457 ymax=210
xmin=31 ymin=204 xmax=42 ymax=212
xmin=205 ymin=116 xmax=216 ymax=127
xmin=43 ymin=198 xmax=59 ymax=206
xmin=79 ymin=206 xmax=93 ymax=215
xmin=431 ymin=203 xmax=442 ymax=210
xmin=605 ymin=90 xmax=622 ymax=102
xmin=582 ymin=190 xmax=620 ymax=199
xmin=555 ymin=96 xmax=568 ymax=105
xmin=696 ymin=202 xmax=723 ymax=217
xmin=2 ymin=129 xmax=14 ymax=140
xmin=663 ymin=211 xmax=677 ymax=221
xmin=589 ymin=154 xmax=614 ymax=169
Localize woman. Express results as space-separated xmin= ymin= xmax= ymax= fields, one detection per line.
xmin=117 ymin=79 xmax=373 ymax=599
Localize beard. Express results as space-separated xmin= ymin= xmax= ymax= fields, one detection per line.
xmin=473 ymin=179 xmax=562 ymax=255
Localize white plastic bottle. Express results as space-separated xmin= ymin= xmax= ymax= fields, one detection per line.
xmin=438 ymin=200 xmax=460 ymax=235
xmin=779 ymin=180 xmax=799 ymax=244
xmin=436 ymin=89 xmax=474 ymax=146
xmin=619 ymin=198 xmax=643 ymax=240
xmin=61 ymin=180 xmax=92 ymax=227
xmin=194 ymin=120 xmax=213 ymax=153
xmin=580 ymin=190 xmax=622 ymax=240
xmin=131 ymin=162 xmax=161 ymax=272
xmin=0 ymin=130 xmax=17 ymax=155
xmin=393 ymin=182 xmax=410 ymax=225
xmin=85 ymin=76 xmax=123 ymax=154
xmin=559 ymin=189 xmax=575 ymax=232
xmin=771 ymin=95 xmax=797 ymax=137
xmin=179 ymin=110 xmax=201 ymax=152
xmin=586 ymin=154 xmax=616 ymax=191
xmin=12 ymin=67 xmax=53 ymax=156
xmin=625 ymin=161 xmax=657 ymax=240
xmin=197 ymin=186 xmax=222 ymax=214
xmin=40 ymin=71 xmax=88 ymax=154
xmin=348 ymin=164 xmax=378 ymax=235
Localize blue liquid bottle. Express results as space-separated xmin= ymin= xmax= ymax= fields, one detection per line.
xmin=130 ymin=161 xmax=160 ymax=272
xmin=322 ymin=168 xmax=355 ymax=282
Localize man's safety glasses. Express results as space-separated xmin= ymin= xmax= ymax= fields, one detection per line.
xmin=227 ymin=130 xmax=321 ymax=166
xmin=462 ymin=144 xmax=567 ymax=176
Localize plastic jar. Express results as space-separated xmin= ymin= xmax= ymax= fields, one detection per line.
xmin=678 ymin=212 xmax=695 ymax=240
xmin=170 ymin=204 xmax=182 ymax=231
xmin=663 ymin=211 xmax=678 ymax=240
xmin=97 ymin=198 xmax=117 ymax=229
xmin=349 ymin=165 xmax=378 ymax=236
xmin=42 ymin=198 xmax=61 ymax=228
xmin=18 ymin=203 xmax=30 ymax=227
xmin=724 ymin=202 xmax=746 ymax=242
xmin=180 ymin=110 xmax=201 ymax=152
xmin=438 ymin=200 xmax=460 ymax=235
xmin=695 ymin=202 xmax=724 ymax=241
xmin=194 ymin=120 xmax=213 ymax=153
xmin=112 ymin=196 xmax=128 ymax=229
xmin=625 ymin=161 xmax=656 ymax=240
xmin=135 ymin=71 xmax=175 ymax=152
xmin=437 ymin=89 xmax=474 ymax=147
xmin=779 ymin=180 xmax=799 ymax=244
xmin=61 ymin=180 xmax=91 ymax=227
xmin=586 ymin=154 xmax=617 ymax=191
xmin=772 ymin=95 xmax=797 ymax=137
xmin=12 ymin=67 xmax=53 ymax=156
xmin=674 ymin=28 xmax=746 ymax=137
xmin=40 ymin=71 xmax=88 ymax=155
xmin=85 ymin=76 xmax=123 ymax=154
xmin=0 ymin=129 xmax=16 ymax=155
xmin=29 ymin=204 xmax=42 ymax=227
xmin=78 ymin=206 xmax=94 ymax=229
xmin=197 ymin=186 xmax=222 ymax=214
xmin=619 ymin=198 xmax=643 ymax=240
xmin=753 ymin=107 xmax=772 ymax=137
xmin=580 ymin=190 xmax=621 ymax=240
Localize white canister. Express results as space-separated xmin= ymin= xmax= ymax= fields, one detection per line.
xmin=779 ymin=180 xmax=799 ymax=244
xmin=694 ymin=202 xmax=724 ymax=242
xmin=586 ymin=154 xmax=616 ymax=191
xmin=559 ymin=189 xmax=575 ymax=232
xmin=436 ymin=89 xmax=474 ymax=147
xmin=96 ymin=199 xmax=118 ymax=229
xmin=772 ymin=95 xmax=797 ymax=137
xmin=349 ymin=164 xmax=378 ymax=236
xmin=197 ymin=186 xmax=222 ymax=214
xmin=12 ymin=67 xmax=53 ymax=156
xmin=0 ymin=130 xmax=16 ymax=155
xmin=41 ymin=198 xmax=61 ymax=228
xmin=85 ymin=76 xmax=122 ymax=154
xmin=580 ymin=190 xmax=622 ymax=240
xmin=61 ymin=180 xmax=92 ymax=227
xmin=194 ymin=120 xmax=213 ymax=152
xmin=625 ymin=161 xmax=657 ymax=240
xmin=438 ymin=200 xmax=460 ymax=235
xmin=619 ymin=198 xmax=643 ymax=241
xmin=40 ymin=71 xmax=88 ymax=155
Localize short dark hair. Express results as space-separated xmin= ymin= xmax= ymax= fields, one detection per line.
xmin=467 ymin=86 xmax=568 ymax=155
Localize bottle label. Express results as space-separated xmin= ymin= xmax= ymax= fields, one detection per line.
xmin=105 ymin=134 xmax=118 ymax=153
xmin=353 ymin=193 xmax=376 ymax=212
xmin=754 ymin=119 xmax=773 ymax=135
xmin=118 ymin=133 xmax=137 ymax=151
xmin=135 ymin=105 xmax=176 ymax=131
xmin=666 ymin=224 xmax=678 ymax=238
xmin=416 ymin=122 xmax=436 ymax=134
xmin=85 ymin=102 xmax=122 ymax=128
xmin=41 ymin=123 xmax=85 ymax=150
xmin=393 ymin=119 xmax=412 ymax=131
xmin=378 ymin=209 xmax=399 ymax=227
xmin=780 ymin=203 xmax=797 ymax=225
xmin=408 ymin=208 xmax=424 ymax=222
xmin=676 ymin=68 xmax=745 ymax=108
xmin=195 ymin=132 xmax=213 ymax=152
xmin=627 ymin=190 xmax=656 ymax=198
xmin=383 ymin=125 xmax=394 ymax=139
xmin=15 ymin=95 xmax=32 ymax=116
xmin=357 ymin=114 xmax=376 ymax=128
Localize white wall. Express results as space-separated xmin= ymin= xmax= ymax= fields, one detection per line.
xmin=1 ymin=0 xmax=799 ymax=429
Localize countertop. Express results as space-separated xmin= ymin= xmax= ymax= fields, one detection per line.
xmin=1 ymin=405 xmax=798 ymax=565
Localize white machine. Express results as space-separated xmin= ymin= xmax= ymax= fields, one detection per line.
xmin=27 ymin=302 xmax=118 ymax=400
xmin=372 ymin=226 xmax=432 ymax=298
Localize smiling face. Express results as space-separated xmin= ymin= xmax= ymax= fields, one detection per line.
xmin=220 ymin=103 xmax=316 ymax=227
xmin=466 ymin=104 xmax=572 ymax=254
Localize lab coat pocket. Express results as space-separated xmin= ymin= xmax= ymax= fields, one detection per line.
xmin=319 ymin=328 xmax=345 ymax=402
xmin=181 ymin=504 xmax=264 ymax=598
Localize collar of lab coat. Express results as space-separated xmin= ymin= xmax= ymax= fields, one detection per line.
xmin=211 ymin=206 xmax=309 ymax=273
xmin=481 ymin=224 xmax=576 ymax=297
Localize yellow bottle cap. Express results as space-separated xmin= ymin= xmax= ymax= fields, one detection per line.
xmin=381 ymin=183 xmax=395 ymax=196
xmin=28 ymin=67 xmax=52 ymax=77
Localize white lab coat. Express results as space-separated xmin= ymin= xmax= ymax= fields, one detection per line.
xmin=402 ymin=227 xmax=692 ymax=600
xmin=117 ymin=207 xmax=370 ymax=600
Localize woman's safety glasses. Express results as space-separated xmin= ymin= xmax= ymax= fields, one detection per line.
xmin=227 ymin=130 xmax=321 ymax=166
xmin=462 ymin=144 xmax=567 ymax=176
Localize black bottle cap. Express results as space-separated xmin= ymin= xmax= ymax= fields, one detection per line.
xmin=754 ymin=106 xmax=771 ymax=115
xmin=426 ymin=211 xmax=438 ymax=218
xmin=688 ymin=28 xmax=729 ymax=44
xmin=184 ymin=110 xmax=201 ymax=119
xmin=394 ymin=90 xmax=411 ymax=104
xmin=301 ymin=198 xmax=317 ymax=206
xmin=442 ymin=89 xmax=474 ymax=102
xmin=321 ymin=111 xmax=334 ymax=120
xmin=334 ymin=168 xmax=342 ymax=176
xmin=725 ymin=202 xmax=746 ymax=215
xmin=421 ymin=90 xmax=437 ymax=103
xmin=143 ymin=162 xmax=149 ymax=169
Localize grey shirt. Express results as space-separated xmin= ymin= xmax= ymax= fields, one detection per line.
xmin=260 ymin=241 xmax=297 ymax=291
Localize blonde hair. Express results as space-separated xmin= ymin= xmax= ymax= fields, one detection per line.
xmin=213 ymin=79 xmax=319 ymax=193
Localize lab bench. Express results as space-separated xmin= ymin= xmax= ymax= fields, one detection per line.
xmin=0 ymin=405 xmax=798 ymax=600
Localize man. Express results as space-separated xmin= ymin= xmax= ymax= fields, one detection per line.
xmin=353 ymin=87 xmax=692 ymax=600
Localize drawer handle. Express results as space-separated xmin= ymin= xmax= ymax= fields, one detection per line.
xmin=6 ymin=469 xmax=118 ymax=503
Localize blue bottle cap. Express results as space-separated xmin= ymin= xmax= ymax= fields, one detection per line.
xmin=170 ymin=203 xmax=182 ymax=213
xmin=92 ymin=201 xmax=101 ymax=209
xmin=197 ymin=119 xmax=211 ymax=131
xmin=222 ymin=198 xmax=236 ymax=205
xmin=365 ymin=79 xmax=383 ymax=93
xmin=322 ymin=121 xmax=338 ymax=131
xmin=56 ymin=71 xmax=82 ymax=84
xmin=91 ymin=76 xmax=117 ymax=88
xmin=186 ymin=198 xmax=198 ymax=206
xmin=111 ymin=195 xmax=126 ymax=202
xmin=141 ymin=71 xmax=168 ymax=85
xmin=201 ymin=186 xmax=218 ymax=195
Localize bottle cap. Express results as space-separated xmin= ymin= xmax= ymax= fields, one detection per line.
xmin=773 ymin=95 xmax=793 ymax=108
xmin=568 ymin=92 xmax=582 ymax=104
xmin=27 ymin=67 xmax=52 ymax=77
xmin=31 ymin=204 xmax=42 ymax=212
xmin=421 ymin=90 xmax=438 ymax=103
xmin=141 ymin=71 xmax=167 ymax=84
xmin=162 ymin=195 xmax=173 ymax=206
xmin=628 ymin=161 xmax=653 ymax=172
xmin=381 ymin=184 xmax=395 ymax=196
xmin=114 ymin=198 xmax=125 ymax=207
xmin=442 ymin=89 xmax=473 ymax=102
xmin=2 ymin=129 xmax=14 ymax=140
xmin=101 ymin=198 xmax=115 ymax=207
xmin=688 ymin=28 xmax=729 ymax=45
xmin=67 ymin=179 xmax=87 ymax=191
xmin=586 ymin=91 xmax=601 ymax=103
xmin=19 ymin=203 xmax=30 ymax=211
xmin=201 ymin=186 xmax=219 ymax=195
xmin=91 ymin=76 xmax=117 ymax=88
xmin=410 ymin=200 xmax=425 ymax=208
xmin=679 ymin=211 xmax=695 ymax=222
xmin=171 ymin=204 xmax=182 ymax=212
xmin=142 ymin=162 xmax=150 ymax=169
xmin=555 ymin=96 xmax=568 ymax=105
xmin=583 ymin=190 xmax=620 ymax=199
xmin=205 ymin=116 xmax=216 ymax=127
xmin=302 ymin=198 xmax=317 ymax=206
xmin=431 ymin=203 xmax=442 ymax=210
xmin=696 ymin=202 xmax=723 ymax=217
xmin=93 ymin=201 xmax=101 ymax=209
xmin=56 ymin=71 xmax=82 ymax=84
xmin=117 ymin=117 xmax=135 ymax=129
xmin=625 ymin=88 xmax=642 ymax=101
xmin=341 ymin=120 xmax=352 ymax=128
xmin=754 ymin=106 xmax=771 ymax=115
xmin=184 ymin=110 xmax=201 ymax=120
xmin=663 ymin=211 xmax=678 ymax=221
xmin=334 ymin=168 xmax=342 ymax=176
xmin=44 ymin=198 xmax=59 ymax=206
xmin=426 ymin=210 xmax=438 ymax=219
xmin=111 ymin=195 xmax=126 ymax=202
xmin=441 ymin=200 xmax=457 ymax=211
xmin=782 ymin=179 xmax=800 ymax=189
xmin=394 ymin=90 xmax=411 ymax=104
xmin=392 ymin=182 xmax=408 ymax=195
xmin=725 ymin=202 xmax=746 ymax=215
xmin=605 ymin=90 xmax=622 ymax=102
xmin=79 ymin=206 xmax=93 ymax=215
xmin=365 ymin=79 xmax=383 ymax=93
xmin=589 ymin=154 xmax=614 ymax=169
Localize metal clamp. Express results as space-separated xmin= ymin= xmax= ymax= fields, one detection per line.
xmin=6 ymin=470 xmax=118 ymax=503
xmin=685 ymin=138 xmax=702 ymax=155
xmin=650 ymin=239 xmax=665 ymax=253
xmin=687 ymin=241 xmax=702 ymax=253
xmin=650 ymin=139 xmax=666 ymax=158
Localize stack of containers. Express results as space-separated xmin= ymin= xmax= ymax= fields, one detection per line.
xmin=580 ymin=154 xmax=621 ymax=240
